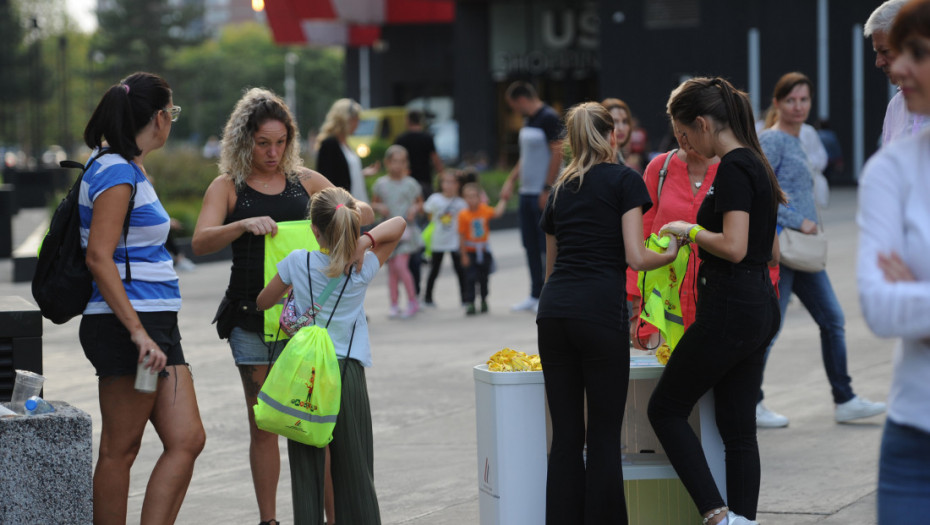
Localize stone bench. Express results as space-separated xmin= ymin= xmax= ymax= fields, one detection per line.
xmin=0 ymin=401 xmax=93 ymax=523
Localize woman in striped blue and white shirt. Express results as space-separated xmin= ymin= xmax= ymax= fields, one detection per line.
xmin=79 ymin=72 xmax=205 ymax=524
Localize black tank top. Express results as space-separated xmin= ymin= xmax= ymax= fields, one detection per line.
xmin=225 ymin=178 xmax=310 ymax=315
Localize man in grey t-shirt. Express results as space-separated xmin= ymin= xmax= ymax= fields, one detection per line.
xmin=500 ymin=82 xmax=564 ymax=312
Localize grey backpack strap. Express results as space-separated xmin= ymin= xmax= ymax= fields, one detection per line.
xmin=656 ymin=148 xmax=678 ymax=204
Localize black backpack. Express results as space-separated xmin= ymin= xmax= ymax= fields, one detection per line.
xmin=31 ymin=152 xmax=136 ymax=324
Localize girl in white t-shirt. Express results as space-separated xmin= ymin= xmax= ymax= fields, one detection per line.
xmin=257 ymin=187 xmax=405 ymax=525
xmin=422 ymin=170 xmax=468 ymax=306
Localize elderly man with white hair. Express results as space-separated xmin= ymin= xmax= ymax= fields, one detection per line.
xmin=865 ymin=0 xmax=930 ymax=145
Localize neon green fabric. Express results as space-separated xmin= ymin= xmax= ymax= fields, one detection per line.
xmin=422 ymin=221 xmax=435 ymax=258
xmin=638 ymin=233 xmax=691 ymax=350
xmin=253 ymin=324 xmax=341 ymax=447
xmin=264 ymin=220 xmax=320 ymax=342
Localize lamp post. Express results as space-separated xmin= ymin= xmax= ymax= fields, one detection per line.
xmin=285 ymin=51 xmax=298 ymax=114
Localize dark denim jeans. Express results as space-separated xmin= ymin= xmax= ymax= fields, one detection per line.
xmin=648 ymin=265 xmax=780 ymax=519
xmin=518 ymin=194 xmax=546 ymax=299
xmin=538 ymin=317 xmax=629 ymax=525
xmin=462 ymin=251 xmax=491 ymax=304
xmin=878 ymin=418 xmax=930 ymax=523
xmin=760 ymin=265 xmax=854 ymax=404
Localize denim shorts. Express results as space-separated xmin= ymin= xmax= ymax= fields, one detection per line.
xmin=80 ymin=311 xmax=186 ymax=377
xmin=228 ymin=327 xmax=287 ymax=366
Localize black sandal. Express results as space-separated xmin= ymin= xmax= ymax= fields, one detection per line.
xmin=259 ymin=520 xmax=279 ymax=525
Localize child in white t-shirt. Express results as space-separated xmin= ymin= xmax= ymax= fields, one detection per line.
xmin=422 ymin=170 xmax=468 ymax=306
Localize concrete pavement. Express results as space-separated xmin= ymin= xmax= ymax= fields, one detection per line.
xmin=0 ymin=186 xmax=892 ymax=524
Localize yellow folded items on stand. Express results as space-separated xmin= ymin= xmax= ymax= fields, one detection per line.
xmin=637 ymin=233 xmax=691 ymax=356
xmin=487 ymin=348 xmax=542 ymax=372
xmin=263 ymin=220 xmax=320 ymax=342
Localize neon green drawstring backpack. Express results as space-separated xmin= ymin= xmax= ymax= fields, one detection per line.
xmin=253 ymin=268 xmax=356 ymax=447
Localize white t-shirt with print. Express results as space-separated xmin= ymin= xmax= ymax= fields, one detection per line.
xmin=423 ymin=193 xmax=467 ymax=252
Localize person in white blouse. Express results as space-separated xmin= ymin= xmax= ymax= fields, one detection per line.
xmin=858 ymin=1 xmax=930 ymax=520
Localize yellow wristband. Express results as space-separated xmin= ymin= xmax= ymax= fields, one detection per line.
xmin=689 ymin=225 xmax=706 ymax=243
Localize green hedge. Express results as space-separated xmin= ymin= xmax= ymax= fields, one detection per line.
xmin=141 ymin=147 xmax=516 ymax=235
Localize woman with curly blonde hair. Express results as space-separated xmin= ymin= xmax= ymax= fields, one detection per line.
xmin=316 ymin=98 xmax=381 ymax=201
xmin=192 ymin=87 xmax=373 ymax=525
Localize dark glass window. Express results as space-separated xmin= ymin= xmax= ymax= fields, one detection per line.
xmin=644 ymin=0 xmax=701 ymax=30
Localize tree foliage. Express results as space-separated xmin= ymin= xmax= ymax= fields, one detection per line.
xmin=2 ymin=4 xmax=345 ymax=165
xmin=168 ymin=22 xmax=345 ymax=144
xmin=92 ymin=0 xmax=206 ymax=77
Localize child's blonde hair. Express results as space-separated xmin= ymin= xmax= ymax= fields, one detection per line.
xmin=384 ymin=144 xmax=408 ymax=162
xmin=309 ymin=187 xmax=361 ymax=278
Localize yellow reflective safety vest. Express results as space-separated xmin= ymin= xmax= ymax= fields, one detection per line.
xmin=263 ymin=220 xmax=320 ymax=342
xmin=637 ymin=233 xmax=691 ymax=351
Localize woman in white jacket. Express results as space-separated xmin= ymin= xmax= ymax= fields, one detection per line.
xmin=858 ymin=1 xmax=930 ymax=521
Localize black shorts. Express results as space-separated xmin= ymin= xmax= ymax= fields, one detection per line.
xmin=79 ymin=311 xmax=187 ymax=377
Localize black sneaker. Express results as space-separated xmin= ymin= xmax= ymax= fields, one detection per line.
xmin=480 ymin=300 xmax=488 ymax=313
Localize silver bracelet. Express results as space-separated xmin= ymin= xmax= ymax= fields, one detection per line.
xmin=703 ymin=506 xmax=728 ymax=524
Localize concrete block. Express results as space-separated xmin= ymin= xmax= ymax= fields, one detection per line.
xmin=0 ymin=401 xmax=93 ymax=524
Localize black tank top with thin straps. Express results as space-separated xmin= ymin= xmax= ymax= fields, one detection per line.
xmin=224 ymin=178 xmax=310 ymax=316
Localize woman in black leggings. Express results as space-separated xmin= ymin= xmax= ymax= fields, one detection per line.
xmin=536 ymin=102 xmax=680 ymax=524
xmin=647 ymin=77 xmax=786 ymax=525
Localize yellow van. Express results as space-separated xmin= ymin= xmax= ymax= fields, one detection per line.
xmin=347 ymin=107 xmax=407 ymax=165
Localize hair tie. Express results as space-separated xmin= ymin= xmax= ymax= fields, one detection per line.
xmin=121 ymin=83 xmax=130 ymax=94
xmin=336 ymin=203 xmax=345 ymax=209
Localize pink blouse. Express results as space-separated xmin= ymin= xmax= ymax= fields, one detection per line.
xmin=627 ymin=151 xmax=718 ymax=333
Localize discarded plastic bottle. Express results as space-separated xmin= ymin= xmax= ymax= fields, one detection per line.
xmin=24 ymin=396 xmax=55 ymax=415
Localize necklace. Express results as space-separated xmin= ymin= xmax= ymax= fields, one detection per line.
xmin=253 ymin=175 xmax=275 ymax=188
xmin=694 ymin=181 xmax=702 ymax=188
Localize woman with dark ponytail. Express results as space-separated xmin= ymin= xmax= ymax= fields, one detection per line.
xmin=536 ymin=102 xmax=680 ymax=524
xmin=647 ymin=77 xmax=785 ymax=525
xmin=79 ymin=72 xmax=205 ymax=523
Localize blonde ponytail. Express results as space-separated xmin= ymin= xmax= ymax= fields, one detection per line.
xmin=553 ymin=102 xmax=614 ymax=203
xmin=309 ymin=187 xmax=361 ymax=277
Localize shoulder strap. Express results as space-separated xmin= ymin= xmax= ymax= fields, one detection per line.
xmin=306 ymin=251 xmax=344 ymax=323
xmin=61 ymin=150 xmax=135 ymax=282
xmin=656 ymin=148 xmax=678 ymax=204
xmin=307 ymin=251 xmax=314 ymax=313
xmin=324 ymin=274 xmax=352 ymax=329
xmin=316 ymin=275 xmax=344 ymax=307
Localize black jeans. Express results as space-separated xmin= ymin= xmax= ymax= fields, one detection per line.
xmin=424 ymin=250 xmax=465 ymax=304
xmin=647 ymin=264 xmax=780 ymax=519
xmin=538 ymin=317 xmax=629 ymax=525
xmin=462 ymin=251 xmax=491 ymax=304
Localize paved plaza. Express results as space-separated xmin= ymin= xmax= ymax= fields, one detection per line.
xmin=0 ymin=186 xmax=891 ymax=524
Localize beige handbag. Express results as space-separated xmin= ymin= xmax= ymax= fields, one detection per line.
xmin=778 ymin=212 xmax=827 ymax=273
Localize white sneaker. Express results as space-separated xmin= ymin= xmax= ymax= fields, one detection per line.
xmin=511 ymin=296 xmax=539 ymax=312
xmin=727 ymin=511 xmax=759 ymax=525
xmin=174 ymin=258 xmax=197 ymax=271
xmin=835 ymin=395 xmax=886 ymax=423
xmin=756 ymin=402 xmax=789 ymax=428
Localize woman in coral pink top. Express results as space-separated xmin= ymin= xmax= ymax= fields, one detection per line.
xmin=627 ymin=129 xmax=719 ymax=348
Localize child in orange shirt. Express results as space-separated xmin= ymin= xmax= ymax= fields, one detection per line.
xmin=459 ymin=182 xmax=508 ymax=315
